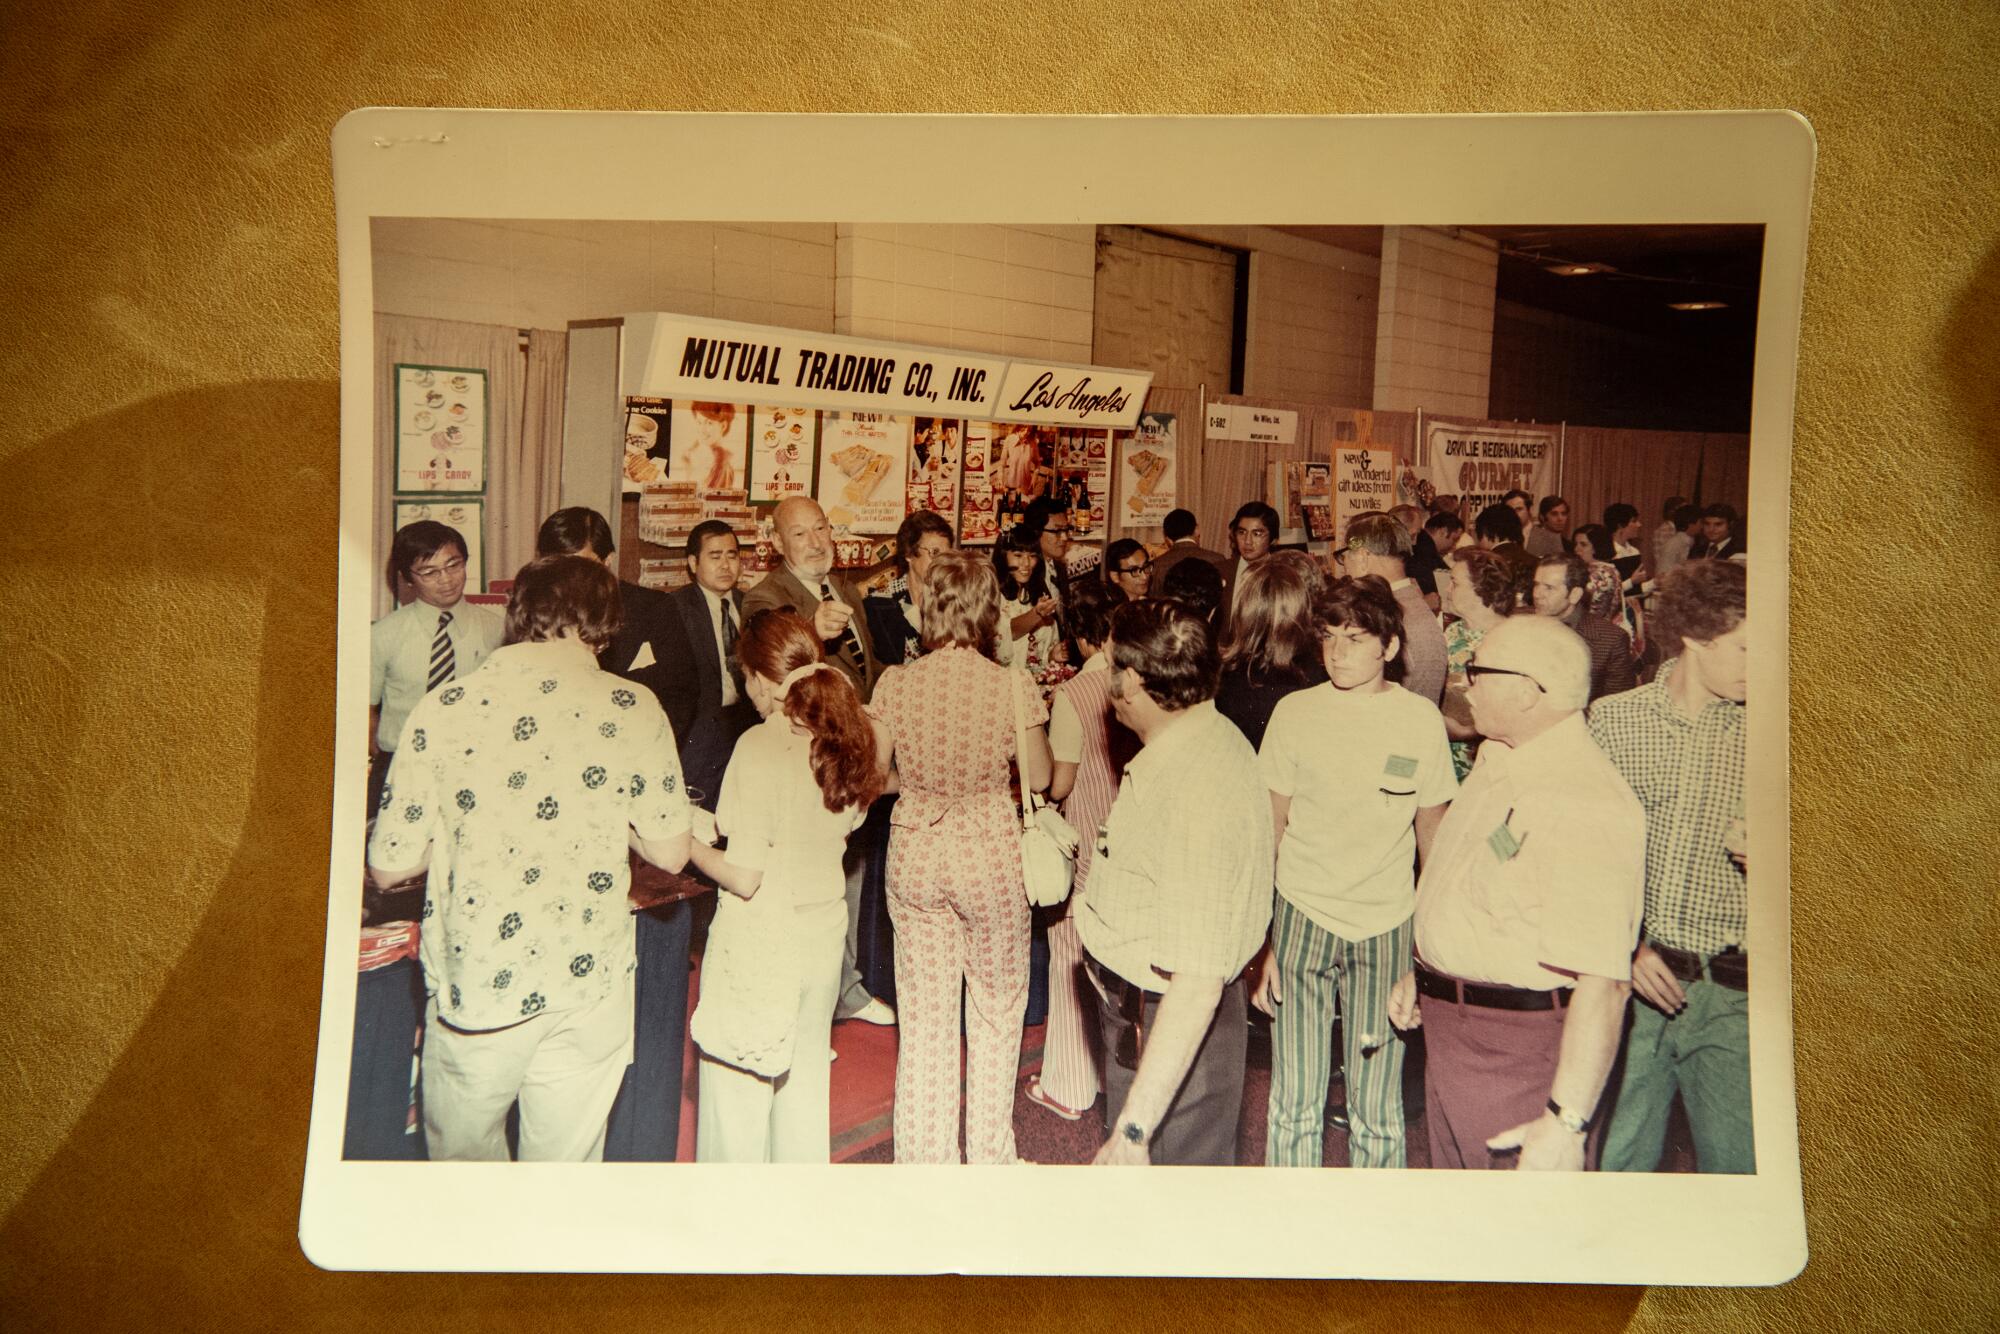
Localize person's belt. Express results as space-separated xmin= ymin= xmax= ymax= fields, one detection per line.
xmin=1650 ymin=940 xmax=1749 ymax=992
xmin=1414 ymin=961 xmax=1571 ymax=1012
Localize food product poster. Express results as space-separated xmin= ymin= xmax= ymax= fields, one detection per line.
xmin=621 ymin=396 xmax=673 ymax=492
xmin=669 ymin=400 xmax=750 ymax=492
xmin=392 ymin=498 xmax=484 ymax=594
xmin=989 ymin=423 xmax=1059 ymax=527
xmin=907 ymin=416 xmax=963 ymax=527
xmin=1119 ymin=410 xmax=1178 ymax=527
xmin=1285 ymin=459 xmax=1335 ymax=541
xmin=1333 ymin=447 xmax=1399 ymax=532
xmin=636 ymin=480 xmax=702 ymax=550
xmin=747 ymin=404 xmax=818 ymax=507
xmin=958 ymin=420 xmax=999 ymax=545
xmin=394 ymin=364 xmax=486 ymax=493
xmin=1053 ymin=427 xmax=1111 ymax=540
xmin=816 ymin=411 xmax=910 ymax=535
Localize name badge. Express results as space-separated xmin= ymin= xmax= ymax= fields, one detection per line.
xmin=1488 ymin=821 xmax=1524 ymax=862
xmin=1384 ymin=754 xmax=1418 ymax=779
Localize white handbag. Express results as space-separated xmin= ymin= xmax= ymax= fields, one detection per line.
xmin=1010 ymin=667 xmax=1079 ymax=908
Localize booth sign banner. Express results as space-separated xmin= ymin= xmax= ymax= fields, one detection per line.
xmin=1404 ymin=419 xmax=1558 ymax=515
xmin=1205 ymin=403 xmax=1298 ymax=445
xmin=623 ymin=313 xmax=1148 ymax=428
xmin=1333 ymin=448 xmax=1398 ymax=532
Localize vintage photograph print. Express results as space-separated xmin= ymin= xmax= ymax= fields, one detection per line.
xmin=307 ymin=112 xmax=1812 ymax=1282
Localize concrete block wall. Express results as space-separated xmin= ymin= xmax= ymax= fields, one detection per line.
xmin=833 ymin=224 xmax=1096 ymax=363
xmin=371 ymin=219 xmax=837 ymax=334
xmin=1371 ymin=225 xmax=1497 ymax=419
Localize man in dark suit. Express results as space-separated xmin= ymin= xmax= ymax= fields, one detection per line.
xmin=1689 ymin=503 xmax=1744 ymax=562
xmin=535 ymin=508 xmax=754 ymax=1162
xmin=1531 ymin=553 xmax=1638 ymax=709
xmin=1148 ymin=507 xmax=1230 ymax=598
xmin=742 ymin=496 xmax=881 ymax=702
xmin=741 ymin=496 xmax=894 ymax=1027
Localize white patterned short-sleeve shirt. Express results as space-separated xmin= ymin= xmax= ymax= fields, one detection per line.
xmin=368 ymin=639 xmax=691 ymax=1031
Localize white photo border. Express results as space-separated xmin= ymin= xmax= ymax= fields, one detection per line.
xmin=308 ymin=110 xmax=1811 ymax=1283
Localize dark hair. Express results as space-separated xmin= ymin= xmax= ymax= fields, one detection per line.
xmin=1163 ymin=508 xmax=1198 ymax=541
xmin=1230 ymin=501 xmax=1278 ymax=537
xmin=1160 ymin=554 xmax=1225 ymax=631
xmin=993 ymin=524 xmax=1051 ymax=602
xmin=1108 ymin=598 xmax=1218 ymax=711
xmin=685 ymin=519 xmax=739 ymax=563
xmin=1653 ymin=558 xmax=1746 ymax=658
xmin=1445 ymin=547 xmax=1518 ymax=616
xmin=1537 ymin=552 xmax=1590 ymax=596
xmin=1474 ymin=503 xmax=1524 ymax=545
xmin=1425 ymin=510 xmax=1464 ymax=538
xmin=1222 ymin=549 xmax=1323 ymax=679
xmin=389 ymin=520 xmax=468 ymax=589
xmin=1344 ymin=511 xmax=1412 ymax=561
xmin=1703 ymin=502 xmax=1739 ymax=525
xmin=536 ymin=507 xmax=615 ymax=560
xmin=1603 ymin=502 xmax=1639 ymax=532
xmin=1538 ymin=494 xmax=1569 ymax=520
xmin=1065 ymin=579 xmax=1121 ymax=651
xmin=1502 ymin=489 xmax=1532 ymax=507
xmin=1022 ymin=496 xmax=1067 ymax=535
xmin=504 ymin=555 xmax=622 ymax=652
xmin=1662 ymin=495 xmax=1688 ymax=520
xmin=894 ymin=510 xmax=953 ymax=570
xmin=1313 ymin=575 xmax=1407 ymax=682
xmin=736 ymin=609 xmax=883 ymax=813
xmin=1571 ymin=522 xmax=1616 ymax=565
xmin=1104 ymin=537 xmax=1146 ymax=579
xmin=1673 ymin=503 xmax=1706 ymax=530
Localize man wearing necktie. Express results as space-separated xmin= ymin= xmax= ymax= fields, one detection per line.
xmin=743 ymin=496 xmax=894 ymax=1028
xmin=368 ymin=520 xmax=503 ymax=818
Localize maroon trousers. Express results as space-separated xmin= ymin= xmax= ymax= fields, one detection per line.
xmin=1422 ymin=984 xmax=1602 ymax=1170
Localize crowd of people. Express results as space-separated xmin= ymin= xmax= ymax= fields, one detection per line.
xmin=354 ymin=480 xmax=1751 ymax=1175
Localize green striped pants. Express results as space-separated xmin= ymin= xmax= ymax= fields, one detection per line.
xmin=1265 ymin=896 xmax=1412 ymax=1169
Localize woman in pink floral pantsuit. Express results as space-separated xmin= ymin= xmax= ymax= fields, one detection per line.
xmin=871 ymin=550 xmax=1052 ymax=1164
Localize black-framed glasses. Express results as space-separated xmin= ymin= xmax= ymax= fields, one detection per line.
xmin=1114 ymin=560 xmax=1152 ymax=576
xmin=1330 ymin=546 xmax=1350 ymax=564
xmin=1466 ymin=663 xmax=1545 ymax=692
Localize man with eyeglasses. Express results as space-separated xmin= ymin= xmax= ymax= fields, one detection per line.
xmin=1387 ymin=615 xmax=1646 ymax=1170
xmin=1103 ymin=538 xmax=1153 ymax=602
xmin=369 ymin=520 xmax=503 ymax=817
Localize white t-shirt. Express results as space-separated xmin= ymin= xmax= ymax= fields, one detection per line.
xmin=1260 ymin=681 xmax=1458 ymax=942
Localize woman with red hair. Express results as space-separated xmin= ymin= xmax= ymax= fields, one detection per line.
xmin=688 ymin=608 xmax=885 ymax=1163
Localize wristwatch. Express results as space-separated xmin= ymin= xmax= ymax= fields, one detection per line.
xmin=1545 ymin=1098 xmax=1592 ymax=1136
xmin=1120 ymin=1121 xmax=1149 ymax=1146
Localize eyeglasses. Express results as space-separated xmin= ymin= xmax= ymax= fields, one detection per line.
xmin=410 ymin=557 xmax=467 ymax=582
xmin=1330 ymin=547 xmax=1350 ymax=564
xmin=1114 ymin=560 xmax=1152 ymax=576
xmin=1465 ymin=663 xmax=1545 ymax=692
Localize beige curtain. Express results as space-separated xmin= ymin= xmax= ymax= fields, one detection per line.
xmin=372 ymin=314 xmax=565 ymax=617
xmin=1562 ymin=426 xmax=1750 ymax=540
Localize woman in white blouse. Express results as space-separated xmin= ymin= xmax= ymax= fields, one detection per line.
xmin=689 ymin=608 xmax=887 ymax=1163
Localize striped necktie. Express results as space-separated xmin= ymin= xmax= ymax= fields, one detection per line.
xmin=428 ymin=610 xmax=455 ymax=691
xmin=721 ymin=596 xmax=743 ymax=691
xmin=819 ymin=579 xmax=864 ymax=670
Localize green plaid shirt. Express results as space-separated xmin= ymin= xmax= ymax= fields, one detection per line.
xmin=1588 ymin=660 xmax=1746 ymax=954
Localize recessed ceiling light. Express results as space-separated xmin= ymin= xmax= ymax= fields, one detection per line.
xmin=1546 ymin=262 xmax=1613 ymax=276
xmin=1668 ymin=301 xmax=1728 ymax=311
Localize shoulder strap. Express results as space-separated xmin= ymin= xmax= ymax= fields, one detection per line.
xmin=1009 ymin=666 xmax=1037 ymax=831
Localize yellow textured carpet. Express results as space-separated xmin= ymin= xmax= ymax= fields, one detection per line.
xmin=2 ymin=2 xmax=1995 ymax=1329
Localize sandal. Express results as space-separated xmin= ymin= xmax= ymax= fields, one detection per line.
xmin=1024 ymin=1074 xmax=1087 ymax=1121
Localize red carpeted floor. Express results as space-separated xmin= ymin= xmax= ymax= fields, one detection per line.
xmin=673 ymin=952 xmax=1698 ymax=1169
